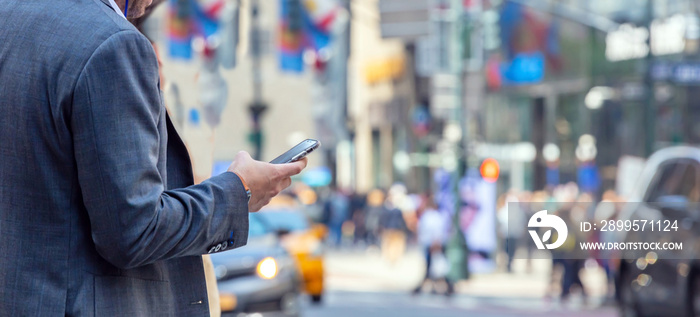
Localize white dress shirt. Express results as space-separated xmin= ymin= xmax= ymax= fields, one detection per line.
xmin=107 ymin=0 xmax=127 ymax=19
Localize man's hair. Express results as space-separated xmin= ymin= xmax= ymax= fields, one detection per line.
xmin=131 ymin=0 xmax=166 ymax=36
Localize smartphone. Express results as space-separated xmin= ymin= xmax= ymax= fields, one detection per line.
xmin=270 ymin=139 xmax=321 ymax=164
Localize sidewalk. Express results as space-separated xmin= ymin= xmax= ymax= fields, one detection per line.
xmin=456 ymin=257 xmax=608 ymax=299
xmin=324 ymin=247 xmax=425 ymax=292
xmin=324 ymin=247 xmax=611 ymax=307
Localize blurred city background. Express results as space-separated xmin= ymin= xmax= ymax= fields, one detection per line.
xmin=136 ymin=0 xmax=700 ymax=316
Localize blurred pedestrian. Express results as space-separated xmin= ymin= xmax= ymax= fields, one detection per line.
xmin=323 ymin=187 xmax=350 ymax=247
xmin=364 ymin=189 xmax=386 ymax=247
xmin=412 ymin=198 xmax=453 ymax=296
xmin=496 ymin=191 xmax=524 ymax=273
xmin=555 ymin=190 xmax=591 ymax=303
xmin=0 ymin=0 xmax=308 ymax=315
xmin=379 ymin=191 xmax=408 ymax=264
xmin=350 ymin=191 xmax=368 ymax=246
xmin=594 ymin=190 xmax=622 ymax=299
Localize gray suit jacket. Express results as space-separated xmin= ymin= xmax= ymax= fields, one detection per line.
xmin=0 ymin=0 xmax=249 ymax=316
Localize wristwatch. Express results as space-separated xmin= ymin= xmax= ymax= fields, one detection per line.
xmin=234 ymin=172 xmax=252 ymax=202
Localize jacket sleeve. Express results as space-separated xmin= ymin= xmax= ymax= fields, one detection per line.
xmin=71 ymin=30 xmax=248 ymax=270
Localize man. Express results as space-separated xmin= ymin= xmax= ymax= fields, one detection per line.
xmin=0 ymin=0 xmax=307 ymax=316
xmin=131 ymin=4 xmax=223 ymax=316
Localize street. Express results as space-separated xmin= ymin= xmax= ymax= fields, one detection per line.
xmin=297 ymin=248 xmax=618 ymax=317
xmin=303 ymin=291 xmax=618 ymax=317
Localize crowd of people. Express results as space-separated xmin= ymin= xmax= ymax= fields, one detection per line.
xmin=496 ymin=183 xmax=626 ymax=302
xmin=318 ymin=185 xmax=412 ymax=261
xmin=296 ymin=180 xmax=629 ymax=302
xmin=305 ymin=184 xmax=455 ymax=296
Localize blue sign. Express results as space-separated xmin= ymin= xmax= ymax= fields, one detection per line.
xmin=546 ymin=166 xmax=560 ymax=187
xmin=189 ymin=108 xmax=200 ymax=126
xmin=212 ymin=161 xmax=232 ymax=177
xmin=577 ymin=163 xmax=600 ymax=194
xmin=301 ymin=166 xmax=332 ymax=187
xmin=651 ymin=61 xmax=700 ymax=85
xmin=501 ymin=52 xmax=545 ymax=85
xmin=674 ymin=63 xmax=700 ymax=85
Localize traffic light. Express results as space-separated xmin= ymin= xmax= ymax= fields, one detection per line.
xmin=248 ymin=101 xmax=268 ymax=160
xmin=480 ymin=158 xmax=500 ymax=183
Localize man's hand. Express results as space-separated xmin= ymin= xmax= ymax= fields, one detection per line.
xmin=228 ymin=151 xmax=308 ymax=212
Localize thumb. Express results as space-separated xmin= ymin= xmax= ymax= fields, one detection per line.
xmin=235 ymin=151 xmax=253 ymax=161
xmin=276 ymin=157 xmax=307 ymax=177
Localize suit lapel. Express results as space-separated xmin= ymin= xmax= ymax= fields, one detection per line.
xmin=165 ymin=113 xmax=195 ymax=189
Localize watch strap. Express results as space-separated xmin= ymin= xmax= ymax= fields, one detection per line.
xmin=233 ymin=172 xmax=252 ymax=201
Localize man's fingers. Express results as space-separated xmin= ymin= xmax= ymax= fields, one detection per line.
xmin=281 ymin=177 xmax=292 ymax=189
xmin=297 ymin=157 xmax=308 ymax=169
xmin=290 ymin=157 xmax=308 ymax=174
xmin=276 ymin=157 xmax=307 ymax=177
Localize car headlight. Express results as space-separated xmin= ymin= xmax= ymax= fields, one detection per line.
xmin=257 ymin=257 xmax=278 ymax=279
xmin=219 ymin=293 xmax=237 ymax=312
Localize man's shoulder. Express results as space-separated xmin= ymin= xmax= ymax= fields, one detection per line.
xmin=5 ymin=0 xmax=146 ymax=59
xmin=62 ymin=0 xmax=144 ymax=49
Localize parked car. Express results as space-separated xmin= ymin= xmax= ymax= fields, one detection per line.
xmin=616 ymin=146 xmax=700 ymax=317
xmin=256 ymin=206 xmax=326 ymax=303
xmin=210 ymin=213 xmax=301 ymax=316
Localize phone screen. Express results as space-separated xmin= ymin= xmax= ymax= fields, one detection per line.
xmin=269 ymin=139 xmax=320 ymax=164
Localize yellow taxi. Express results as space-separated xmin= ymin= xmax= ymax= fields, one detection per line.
xmin=259 ymin=196 xmax=326 ymax=303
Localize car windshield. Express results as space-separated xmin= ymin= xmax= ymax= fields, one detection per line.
xmin=249 ymin=210 xmax=309 ymax=237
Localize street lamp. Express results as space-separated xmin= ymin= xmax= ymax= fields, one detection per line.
xmin=248 ymin=0 xmax=268 ymax=160
xmin=584 ymin=86 xmax=615 ymax=110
